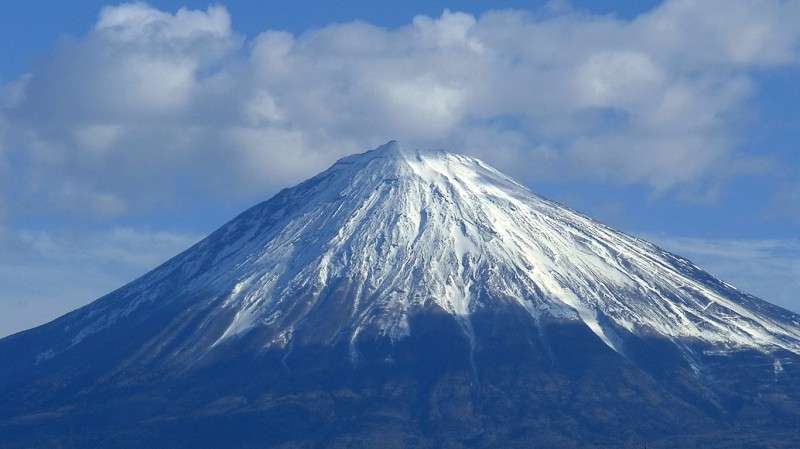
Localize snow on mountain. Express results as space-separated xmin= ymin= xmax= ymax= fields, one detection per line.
xmin=51 ymin=141 xmax=800 ymax=365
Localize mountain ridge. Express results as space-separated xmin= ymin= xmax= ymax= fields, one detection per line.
xmin=2 ymin=140 xmax=800 ymax=449
xmin=33 ymin=141 xmax=800 ymax=357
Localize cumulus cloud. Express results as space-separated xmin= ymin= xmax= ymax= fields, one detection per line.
xmin=649 ymin=235 xmax=800 ymax=313
xmin=0 ymin=226 xmax=200 ymax=337
xmin=1 ymin=1 xmax=800 ymax=220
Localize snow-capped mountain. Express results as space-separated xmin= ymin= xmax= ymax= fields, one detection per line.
xmin=37 ymin=140 xmax=800 ymax=360
xmin=2 ymin=141 xmax=800 ymax=449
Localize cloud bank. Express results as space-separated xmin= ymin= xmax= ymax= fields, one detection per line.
xmin=2 ymin=0 xmax=800 ymax=220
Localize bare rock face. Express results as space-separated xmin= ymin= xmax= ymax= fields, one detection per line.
xmin=1 ymin=141 xmax=799 ymax=448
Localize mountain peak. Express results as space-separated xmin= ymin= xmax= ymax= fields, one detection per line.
xmin=326 ymin=141 xmax=521 ymax=206
xmin=335 ymin=140 xmax=471 ymax=169
xmin=374 ymin=139 xmax=402 ymax=154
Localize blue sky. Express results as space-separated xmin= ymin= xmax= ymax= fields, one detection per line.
xmin=0 ymin=0 xmax=798 ymax=337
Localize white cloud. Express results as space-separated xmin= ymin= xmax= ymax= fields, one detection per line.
xmin=1 ymin=1 xmax=800 ymax=220
xmin=95 ymin=3 xmax=232 ymax=43
xmin=574 ymin=50 xmax=666 ymax=109
xmin=635 ymin=0 xmax=800 ymax=67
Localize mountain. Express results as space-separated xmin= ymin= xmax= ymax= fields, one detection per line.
xmin=1 ymin=141 xmax=799 ymax=449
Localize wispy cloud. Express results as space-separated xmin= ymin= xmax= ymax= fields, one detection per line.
xmin=0 ymin=227 xmax=201 ymax=337
xmin=647 ymin=235 xmax=800 ymax=312
xmin=770 ymin=182 xmax=800 ymax=223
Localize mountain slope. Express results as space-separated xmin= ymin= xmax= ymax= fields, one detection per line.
xmin=1 ymin=141 xmax=799 ymax=449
